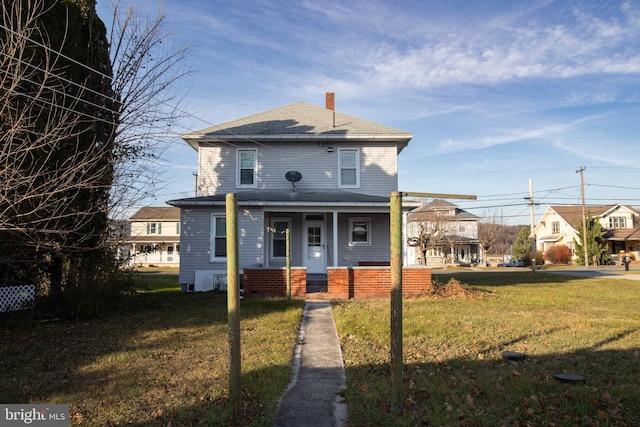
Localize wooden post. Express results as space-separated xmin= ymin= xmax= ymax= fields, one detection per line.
xmin=388 ymin=191 xmax=475 ymax=415
xmin=226 ymin=193 xmax=242 ymax=421
xmin=286 ymin=228 xmax=291 ymax=300
xmin=390 ymin=191 xmax=403 ymax=415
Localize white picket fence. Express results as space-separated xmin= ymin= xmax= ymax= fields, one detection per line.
xmin=0 ymin=285 xmax=35 ymax=312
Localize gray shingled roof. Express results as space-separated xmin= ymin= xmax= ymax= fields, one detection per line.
xmin=181 ymin=101 xmax=413 ymax=151
xmin=408 ymin=199 xmax=479 ymax=222
xmin=168 ymin=189 xmax=390 ymax=207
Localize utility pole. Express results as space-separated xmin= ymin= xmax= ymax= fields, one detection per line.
xmin=526 ymin=179 xmax=537 ymax=271
xmin=576 ymin=167 xmax=589 ymax=269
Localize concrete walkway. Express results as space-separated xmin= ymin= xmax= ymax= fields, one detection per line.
xmin=274 ymin=301 xmax=348 ymax=427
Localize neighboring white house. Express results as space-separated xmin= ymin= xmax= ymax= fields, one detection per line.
xmin=534 ymin=204 xmax=640 ymax=262
xmin=126 ymin=206 xmax=181 ymax=266
xmin=167 ymin=93 xmax=420 ymax=289
xmin=406 ymin=199 xmax=481 ymax=266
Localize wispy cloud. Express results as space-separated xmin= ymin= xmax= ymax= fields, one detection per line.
xmin=294 ymin=1 xmax=640 ymax=98
xmin=431 ymin=114 xmax=606 ymax=154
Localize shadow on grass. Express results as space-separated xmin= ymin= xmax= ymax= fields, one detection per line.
xmin=344 ymin=346 xmax=640 ymax=426
xmin=434 ymin=271 xmax=585 ymax=286
xmin=0 ymin=293 xmax=304 ymax=426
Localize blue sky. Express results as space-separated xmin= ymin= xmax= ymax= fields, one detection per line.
xmin=97 ymin=0 xmax=640 ymax=225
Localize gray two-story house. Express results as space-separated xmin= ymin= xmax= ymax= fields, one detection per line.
xmin=168 ymin=94 xmax=416 ymax=291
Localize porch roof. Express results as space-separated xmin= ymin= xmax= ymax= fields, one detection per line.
xmin=605 ymin=226 xmax=640 ymax=241
xmin=441 ymin=235 xmax=481 ymax=244
xmin=167 ymin=189 xmax=418 ymax=209
xmin=126 ymin=236 xmax=180 ymax=244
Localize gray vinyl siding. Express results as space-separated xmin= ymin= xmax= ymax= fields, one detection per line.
xmin=359 ymin=145 xmax=398 ymax=196
xmin=337 ymin=213 xmax=390 ymax=266
xmin=197 ymin=142 xmax=398 ymax=198
xmin=178 ymin=207 xmax=264 ymax=285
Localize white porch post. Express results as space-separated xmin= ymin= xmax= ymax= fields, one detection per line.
xmin=333 ymin=210 xmax=338 ymax=267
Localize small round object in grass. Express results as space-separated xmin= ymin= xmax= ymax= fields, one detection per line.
xmin=554 ymin=373 xmax=586 ymax=384
xmin=501 ymin=351 xmax=526 ymax=361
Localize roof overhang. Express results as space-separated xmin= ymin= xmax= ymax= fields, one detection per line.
xmin=538 ymin=235 xmax=561 ymax=242
xmin=182 ymin=134 xmax=412 ymax=152
xmin=167 ymin=189 xmax=421 ymax=211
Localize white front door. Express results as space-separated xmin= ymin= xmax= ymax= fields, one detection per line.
xmin=305 ymin=221 xmax=326 ymax=274
xmin=457 ymin=245 xmax=470 ymax=263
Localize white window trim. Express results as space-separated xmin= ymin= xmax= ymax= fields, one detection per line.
xmin=609 ymin=216 xmax=626 ymax=229
xmin=210 ymin=214 xmax=227 ymax=262
xmin=147 ymin=222 xmax=161 ymax=235
xmin=349 ymin=217 xmax=371 ymax=246
xmin=236 ymin=148 xmax=258 ymax=188
xmin=338 ymin=148 xmax=360 ymax=188
xmin=269 ymin=218 xmax=291 ymax=261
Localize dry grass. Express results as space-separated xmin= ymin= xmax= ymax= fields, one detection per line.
xmin=0 ymin=279 xmax=304 ymax=426
xmin=429 ymin=277 xmax=489 ymax=300
xmin=333 ymin=272 xmax=640 ymax=426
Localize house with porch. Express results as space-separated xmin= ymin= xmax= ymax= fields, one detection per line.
xmin=406 ymin=199 xmax=481 ymax=267
xmin=534 ymin=204 xmax=640 ymax=263
xmin=168 ymin=94 xmax=426 ymax=294
xmin=126 ymin=206 xmax=181 ymax=266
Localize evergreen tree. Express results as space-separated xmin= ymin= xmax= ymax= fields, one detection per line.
xmin=1 ymin=0 xmax=118 ymax=310
xmin=511 ymin=226 xmax=531 ymax=260
xmin=573 ymin=213 xmax=609 ymax=266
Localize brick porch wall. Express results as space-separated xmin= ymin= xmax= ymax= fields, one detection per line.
xmin=243 ymin=268 xmax=306 ymax=298
xmin=328 ymin=266 xmax=432 ymax=299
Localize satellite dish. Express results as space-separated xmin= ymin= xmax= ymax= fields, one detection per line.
xmin=285 ymin=171 xmax=302 ymax=183
xmin=285 ymin=171 xmax=302 ymax=192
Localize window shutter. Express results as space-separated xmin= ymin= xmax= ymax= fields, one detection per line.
xmin=158 ymin=223 xmax=162 ymax=234
xmin=147 ymin=223 xmax=150 ymax=234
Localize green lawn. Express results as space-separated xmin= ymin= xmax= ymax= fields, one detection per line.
xmin=333 ymin=272 xmax=640 ymax=426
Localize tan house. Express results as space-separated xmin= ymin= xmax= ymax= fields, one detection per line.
xmin=534 ymin=204 xmax=640 ymax=263
xmin=127 ymin=206 xmax=181 ymax=266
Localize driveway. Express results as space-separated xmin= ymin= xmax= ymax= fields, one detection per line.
xmin=537 ymin=266 xmax=640 ymax=281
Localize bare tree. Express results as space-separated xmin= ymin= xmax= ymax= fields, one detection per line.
xmin=1 ymin=0 xmax=117 ymax=285
xmin=105 ymin=0 xmax=191 ymax=220
xmin=478 ymin=209 xmax=504 ymax=264
xmin=1 ymin=0 xmax=190 ymax=315
xmin=407 ymin=202 xmax=453 ymax=266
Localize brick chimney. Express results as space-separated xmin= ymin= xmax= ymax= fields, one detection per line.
xmin=325 ymin=92 xmax=335 ymax=110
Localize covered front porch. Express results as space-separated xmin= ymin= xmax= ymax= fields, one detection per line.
xmin=263 ymin=210 xmax=395 ymax=274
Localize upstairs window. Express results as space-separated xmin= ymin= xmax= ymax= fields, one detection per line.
xmin=552 ymin=221 xmax=560 ymax=233
xmin=147 ymin=222 xmax=161 ymax=234
xmin=211 ymin=215 xmax=227 ymax=260
xmin=237 ymin=149 xmax=257 ymax=187
xmin=339 ymin=148 xmax=360 ymax=188
xmin=609 ymin=216 xmax=626 ymax=228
